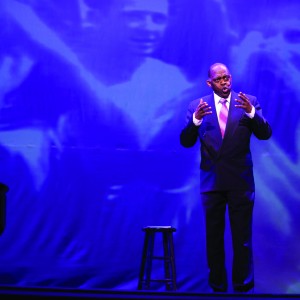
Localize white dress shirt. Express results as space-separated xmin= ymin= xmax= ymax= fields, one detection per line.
xmin=193 ymin=92 xmax=255 ymax=126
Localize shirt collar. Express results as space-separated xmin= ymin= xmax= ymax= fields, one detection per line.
xmin=214 ymin=92 xmax=231 ymax=105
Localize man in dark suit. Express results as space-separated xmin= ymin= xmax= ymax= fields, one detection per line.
xmin=180 ymin=63 xmax=272 ymax=293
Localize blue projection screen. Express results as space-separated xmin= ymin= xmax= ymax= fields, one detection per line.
xmin=0 ymin=0 xmax=300 ymax=294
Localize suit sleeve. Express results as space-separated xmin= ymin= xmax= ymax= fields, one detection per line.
xmin=180 ymin=102 xmax=199 ymax=147
xmin=250 ymin=97 xmax=272 ymax=140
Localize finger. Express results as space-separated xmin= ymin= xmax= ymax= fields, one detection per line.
xmin=203 ymin=105 xmax=212 ymax=112
xmin=238 ymin=92 xmax=249 ymax=103
xmin=238 ymin=92 xmax=247 ymax=100
xmin=235 ymin=98 xmax=244 ymax=104
xmin=196 ymin=98 xmax=203 ymax=110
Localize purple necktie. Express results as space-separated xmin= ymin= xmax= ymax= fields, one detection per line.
xmin=219 ymin=98 xmax=228 ymax=138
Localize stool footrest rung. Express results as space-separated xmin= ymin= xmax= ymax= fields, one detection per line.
xmin=143 ymin=279 xmax=174 ymax=283
xmin=151 ymin=256 xmax=173 ymax=260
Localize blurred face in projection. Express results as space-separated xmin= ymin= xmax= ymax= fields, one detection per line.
xmin=270 ymin=17 xmax=300 ymax=80
xmin=119 ymin=0 xmax=169 ymax=55
xmin=80 ymin=0 xmax=170 ymax=64
xmin=233 ymin=4 xmax=300 ymax=89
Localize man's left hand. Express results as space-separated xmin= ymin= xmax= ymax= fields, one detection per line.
xmin=235 ymin=92 xmax=252 ymax=113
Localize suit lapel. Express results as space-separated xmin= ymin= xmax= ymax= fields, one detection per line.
xmin=207 ymin=94 xmax=221 ymax=136
xmin=224 ymin=91 xmax=244 ymax=139
xmin=204 ymin=95 xmax=223 ymax=149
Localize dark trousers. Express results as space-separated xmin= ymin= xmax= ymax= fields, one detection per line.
xmin=201 ymin=190 xmax=254 ymax=292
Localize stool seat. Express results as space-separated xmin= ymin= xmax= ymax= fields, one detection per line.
xmin=137 ymin=226 xmax=177 ymax=291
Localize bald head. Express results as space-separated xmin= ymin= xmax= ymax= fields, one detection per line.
xmin=206 ymin=62 xmax=232 ymax=98
xmin=208 ymin=63 xmax=229 ymax=79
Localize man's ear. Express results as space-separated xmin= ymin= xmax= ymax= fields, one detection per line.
xmin=206 ymin=79 xmax=212 ymax=88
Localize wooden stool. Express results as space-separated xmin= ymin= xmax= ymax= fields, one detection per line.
xmin=0 ymin=183 xmax=9 ymax=236
xmin=137 ymin=226 xmax=177 ymax=291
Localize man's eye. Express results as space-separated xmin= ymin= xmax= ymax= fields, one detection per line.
xmin=213 ymin=75 xmax=230 ymax=83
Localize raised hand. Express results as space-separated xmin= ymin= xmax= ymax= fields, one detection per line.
xmin=235 ymin=92 xmax=252 ymax=113
xmin=195 ymin=98 xmax=212 ymax=120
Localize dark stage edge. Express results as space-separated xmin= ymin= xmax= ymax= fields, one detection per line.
xmin=1 ymin=286 xmax=300 ymax=300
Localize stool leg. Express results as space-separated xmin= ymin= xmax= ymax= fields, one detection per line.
xmin=168 ymin=232 xmax=177 ymax=290
xmin=144 ymin=232 xmax=155 ymax=289
xmin=138 ymin=232 xmax=150 ymax=289
xmin=162 ymin=232 xmax=172 ymax=290
xmin=162 ymin=232 xmax=177 ymax=291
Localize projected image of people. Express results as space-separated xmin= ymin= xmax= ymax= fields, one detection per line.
xmin=59 ymin=0 xmax=200 ymax=288
xmin=229 ymin=1 xmax=300 ymax=293
xmin=0 ymin=0 xmax=203 ymax=290
xmin=0 ymin=1 xmax=102 ymax=283
xmin=1 ymin=0 xmax=299 ymax=295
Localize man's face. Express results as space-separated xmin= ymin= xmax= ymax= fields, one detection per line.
xmin=120 ymin=0 xmax=169 ymax=55
xmin=207 ymin=65 xmax=232 ymax=98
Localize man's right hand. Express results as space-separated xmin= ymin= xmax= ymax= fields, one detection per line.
xmin=194 ymin=98 xmax=212 ymax=120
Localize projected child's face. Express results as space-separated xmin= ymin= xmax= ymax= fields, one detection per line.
xmin=79 ymin=0 xmax=169 ymax=57
xmin=120 ymin=0 xmax=169 ymax=55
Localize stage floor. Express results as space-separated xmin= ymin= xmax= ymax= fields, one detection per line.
xmin=1 ymin=286 xmax=300 ymax=300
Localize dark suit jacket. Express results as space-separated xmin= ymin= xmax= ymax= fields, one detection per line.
xmin=180 ymin=91 xmax=272 ymax=192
